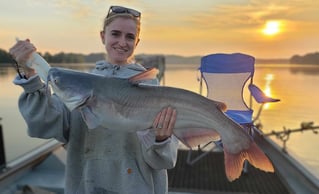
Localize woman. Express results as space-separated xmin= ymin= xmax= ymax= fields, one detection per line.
xmin=10 ymin=5 xmax=179 ymax=194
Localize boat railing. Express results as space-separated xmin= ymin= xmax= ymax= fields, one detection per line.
xmin=0 ymin=117 xmax=6 ymax=169
xmin=263 ymin=121 xmax=318 ymax=153
xmin=0 ymin=139 xmax=62 ymax=183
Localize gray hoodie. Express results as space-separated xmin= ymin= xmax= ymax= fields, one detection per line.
xmin=13 ymin=61 xmax=179 ymax=194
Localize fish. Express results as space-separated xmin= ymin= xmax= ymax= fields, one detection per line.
xmin=47 ymin=67 xmax=274 ymax=181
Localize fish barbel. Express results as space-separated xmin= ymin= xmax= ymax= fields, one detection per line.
xmin=47 ymin=67 xmax=274 ymax=181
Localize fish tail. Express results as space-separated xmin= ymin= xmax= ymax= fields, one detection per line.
xmin=224 ymin=142 xmax=274 ymax=181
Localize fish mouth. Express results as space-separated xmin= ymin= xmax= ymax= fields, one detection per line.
xmin=47 ymin=75 xmax=91 ymax=111
xmin=62 ymin=93 xmax=92 ymax=111
xmin=61 ymin=91 xmax=92 ymax=111
xmin=75 ymin=94 xmax=91 ymax=109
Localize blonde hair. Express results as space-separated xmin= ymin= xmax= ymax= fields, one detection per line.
xmin=102 ymin=13 xmax=141 ymax=36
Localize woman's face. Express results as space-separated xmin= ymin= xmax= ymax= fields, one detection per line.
xmin=101 ymin=17 xmax=140 ymax=65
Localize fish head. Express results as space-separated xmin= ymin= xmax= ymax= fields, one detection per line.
xmin=48 ymin=67 xmax=102 ymax=111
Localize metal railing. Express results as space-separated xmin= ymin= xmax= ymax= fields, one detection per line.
xmin=0 ymin=117 xmax=6 ymax=169
xmin=263 ymin=121 xmax=318 ymax=153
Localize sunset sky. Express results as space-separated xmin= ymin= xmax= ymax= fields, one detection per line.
xmin=1 ymin=0 xmax=319 ymax=58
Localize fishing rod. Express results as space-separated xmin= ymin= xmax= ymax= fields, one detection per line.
xmin=263 ymin=121 xmax=318 ymax=153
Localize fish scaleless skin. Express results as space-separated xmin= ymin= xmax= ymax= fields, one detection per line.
xmin=48 ymin=67 xmax=274 ymax=181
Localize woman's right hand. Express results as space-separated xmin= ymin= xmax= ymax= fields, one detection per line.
xmin=153 ymin=106 xmax=177 ymax=142
xmin=9 ymin=39 xmax=37 ymax=78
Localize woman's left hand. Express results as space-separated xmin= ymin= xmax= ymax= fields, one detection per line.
xmin=152 ymin=106 xmax=177 ymax=142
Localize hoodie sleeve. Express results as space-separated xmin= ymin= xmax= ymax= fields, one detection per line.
xmin=13 ymin=75 xmax=70 ymax=143
xmin=137 ymin=129 xmax=179 ymax=170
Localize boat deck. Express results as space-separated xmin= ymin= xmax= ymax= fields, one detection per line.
xmin=168 ymin=149 xmax=290 ymax=194
xmin=1 ymin=137 xmax=318 ymax=194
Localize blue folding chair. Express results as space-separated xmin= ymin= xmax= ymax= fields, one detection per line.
xmin=187 ymin=53 xmax=280 ymax=166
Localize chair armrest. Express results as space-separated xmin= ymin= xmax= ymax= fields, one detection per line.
xmin=248 ymin=84 xmax=280 ymax=104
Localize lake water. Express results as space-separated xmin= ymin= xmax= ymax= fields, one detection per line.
xmin=0 ymin=63 xmax=318 ymax=182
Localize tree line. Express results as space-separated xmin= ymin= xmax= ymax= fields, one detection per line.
xmin=1 ymin=48 xmax=319 ymax=65
xmin=290 ymin=52 xmax=319 ymax=65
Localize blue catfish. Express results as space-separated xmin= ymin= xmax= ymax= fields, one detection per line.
xmin=47 ymin=67 xmax=274 ymax=181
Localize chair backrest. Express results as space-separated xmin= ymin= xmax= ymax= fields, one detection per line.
xmin=199 ymin=53 xmax=255 ymax=124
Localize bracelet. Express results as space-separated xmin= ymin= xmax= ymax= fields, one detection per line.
xmin=12 ymin=58 xmax=28 ymax=79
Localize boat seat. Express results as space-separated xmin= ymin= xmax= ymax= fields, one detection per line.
xmin=187 ymin=53 xmax=280 ymax=166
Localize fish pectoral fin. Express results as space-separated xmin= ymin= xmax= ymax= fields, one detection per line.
xmin=128 ymin=68 xmax=159 ymax=84
xmin=224 ymin=142 xmax=274 ymax=182
xmin=80 ymin=107 xmax=100 ymax=129
xmin=174 ymin=128 xmax=220 ymax=148
xmin=213 ymin=100 xmax=227 ymax=112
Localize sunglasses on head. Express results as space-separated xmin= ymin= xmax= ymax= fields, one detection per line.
xmin=106 ymin=6 xmax=141 ymax=19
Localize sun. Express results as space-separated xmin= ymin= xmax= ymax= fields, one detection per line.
xmin=262 ymin=21 xmax=281 ymax=36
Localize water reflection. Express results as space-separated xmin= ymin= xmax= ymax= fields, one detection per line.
xmin=0 ymin=64 xmax=15 ymax=76
xmin=263 ymin=73 xmax=275 ymax=109
xmin=0 ymin=63 xmax=319 ymax=181
xmin=0 ymin=63 xmax=95 ymax=81
xmin=290 ymin=65 xmax=319 ymax=75
xmin=0 ymin=64 xmax=95 ymax=162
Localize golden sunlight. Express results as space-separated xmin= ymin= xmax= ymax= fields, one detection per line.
xmin=262 ymin=21 xmax=281 ymax=36
xmin=263 ymin=74 xmax=275 ymax=109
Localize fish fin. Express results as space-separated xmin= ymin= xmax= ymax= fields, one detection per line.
xmin=224 ymin=142 xmax=274 ymax=182
xmin=215 ymin=101 xmax=227 ymax=112
xmin=80 ymin=107 xmax=100 ymax=129
xmin=174 ymin=128 xmax=220 ymax=148
xmin=128 ymin=68 xmax=159 ymax=83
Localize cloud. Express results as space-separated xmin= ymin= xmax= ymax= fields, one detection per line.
xmin=1 ymin=0 xmax=318 ymax=58
xmin=182 ymin=0 xmax=319 ymax=30
xmin=49 ymin=0 xmax=94 ymax=19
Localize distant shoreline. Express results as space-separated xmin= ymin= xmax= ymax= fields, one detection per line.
xmin=0 ymin=56 xmax=315 ymax=66
xmin=1 ymin=48 xmax=318 ymax=65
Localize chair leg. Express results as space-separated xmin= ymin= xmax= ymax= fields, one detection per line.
xmin=186 ymin=141 xmax=220 ymax=165
xmin=186 ymin=124 xmax=258 ymax=167
xmin=187 ymin=148 xmax=212 ymax=165
xmin=242 ymin=160 xmax=249 ymax=174
xmin=253 ymin=103 xmax=265 ymax=123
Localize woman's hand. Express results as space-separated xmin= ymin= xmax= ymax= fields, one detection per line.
xmin=9 ymin=39 xmax=37 ymax=78
xmin=152 ymin=106 xmax=177 ymax=142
